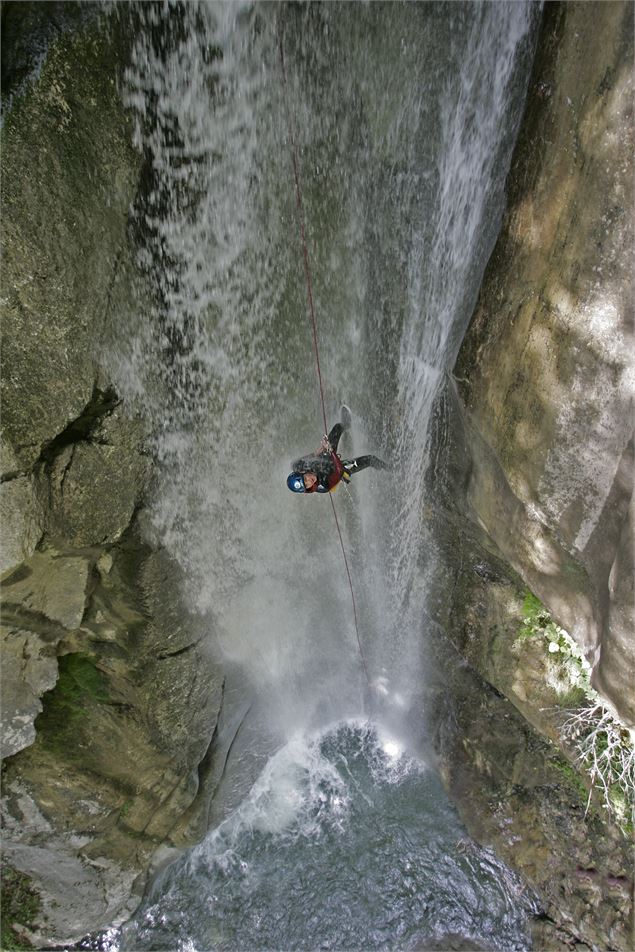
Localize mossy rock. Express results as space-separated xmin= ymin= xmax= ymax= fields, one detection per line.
xmin=2 ymin=11 xmax=141 ymax=467
xmin=1 ymin=867 xmax=40 ymax=951
xmin=35 ymin=652 xmax=109 ymax=755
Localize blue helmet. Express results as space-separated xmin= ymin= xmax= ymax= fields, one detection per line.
xmin=287 ymin=472 xmax=305 ymax=493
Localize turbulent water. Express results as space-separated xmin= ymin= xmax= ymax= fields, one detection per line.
xmin=104 ymin=1 xmax=541 ymax=948
xmin=117 ymin=723 xmax=536 ymax=952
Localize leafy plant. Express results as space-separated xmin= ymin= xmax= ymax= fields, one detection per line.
xmin=519 ymin=590 xmax=634 ymax=832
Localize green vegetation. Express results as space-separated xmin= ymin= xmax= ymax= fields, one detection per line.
xmin=551 ymin=755 xmax=589 ymax=801
xmin=35 ymin=653 xmax=109 ymax=753
xmin=119 ymin=798 xmax=133 ymax=818
xmin=44 ymin=653 xmax=109 ymax=718
xmin=519 ymin=590 xmax=635 ymax=832
xmin=519 ymin=591 xmax=592 ymax=699
xmin=1 ymin=868 xmax=39 ymax=950
xmin=519 ymin=590 xmax=550 ymax=636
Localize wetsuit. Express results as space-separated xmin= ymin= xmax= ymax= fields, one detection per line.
xmin=291 ymin=423 xmax=389 ymax=494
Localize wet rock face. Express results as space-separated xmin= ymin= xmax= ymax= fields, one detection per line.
xmin=425 ymin=483 xmax=634 ymax=952
xmin=425 ymin=4 xmax=634 ymax=949
xmin=1 ymin=12 xmax=225 ymax=948
xmin=0 ymin=470 xmax=43 ymax=575
xmin=1 ymin=20 xmax=140 ymax=471
xmin=431 ymin=643 xmax=633 ymax=952
xmin=2 ymin=531 xmax=225 ymax=947
xmin=453 ymin=2 xmax=634 ymax=724
xmin=1 ymin=528 xmax=227 ymax=946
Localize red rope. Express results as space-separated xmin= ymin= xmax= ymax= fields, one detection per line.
xmin=278 ymin=21 xmax=370 ymax=690
xmin=328 ymin=494 xmax=371 ymax=686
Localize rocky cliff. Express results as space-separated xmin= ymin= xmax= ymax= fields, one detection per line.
xmin=1 ymin=8 xmax=225 ymax=946
xmin=453 ymin=0 xmax=634 ymax=727
xmin=429 ymin=3 xmax=633 ymax=949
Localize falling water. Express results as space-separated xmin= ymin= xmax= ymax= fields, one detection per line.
xmin=100 ymin=2 xmax=542 ymax=948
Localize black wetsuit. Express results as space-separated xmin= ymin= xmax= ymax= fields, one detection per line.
xmin=292 ymin=423 xmax=389 ymax=493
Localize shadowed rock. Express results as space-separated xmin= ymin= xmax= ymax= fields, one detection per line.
xmin=452 ymin=0 xmax=634 ymax=726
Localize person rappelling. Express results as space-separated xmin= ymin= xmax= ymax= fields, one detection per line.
xmin=287 ymin=406 xmax=390 ymax=494
xmin=278 ymin=31 xmax=373 ymax=687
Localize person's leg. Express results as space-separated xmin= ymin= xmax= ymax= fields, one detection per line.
xmin=343 ymin=455 xmax=390 ymax=475
xmin=327 ymin=422 xmax=344 ymax=452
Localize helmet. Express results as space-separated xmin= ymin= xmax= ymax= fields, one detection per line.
xmin=287 ymin=472 xmax=305 ymax=493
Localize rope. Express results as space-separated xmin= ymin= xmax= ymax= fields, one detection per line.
xmin=328 ymin=494 xmax=371 ymax=686
xmin=278 ymin=20 xmax=371 ymax=690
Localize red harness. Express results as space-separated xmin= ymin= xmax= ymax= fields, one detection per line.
xmin=327 ymin=452 xmax=345 ymax=490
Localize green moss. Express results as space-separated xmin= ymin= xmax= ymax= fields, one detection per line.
xmin=35 ymin=653 xmax=109 ymax=753
xmin=522 ymin=591 xmax=543 ymax=617
xmin=518 ymin=590 xmax=591 ymax=694
xmin=1 ymin=867 xmax=40 ymax=950
xmin=119 ymin=798 xmax=133 ymax=817
xmin=551 ymin=756 xmax=588 ymax=801
xmin=519 ymin=590 xmax=550 ymax=638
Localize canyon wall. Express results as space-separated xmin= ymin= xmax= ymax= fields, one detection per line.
xmin=430 ymin=3 xmax=633 ymax=948
xmin=452 ymin=0 xmax=634 ymax=726
xmin=1 ymin=9 xmax=226 ymax=945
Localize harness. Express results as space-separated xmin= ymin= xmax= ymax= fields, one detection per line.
xmin=304 ymin=452 xmax=349 ymax=493
xmin=327 ymin=452 xmax=345 ymax=490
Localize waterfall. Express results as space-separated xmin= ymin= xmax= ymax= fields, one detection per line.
xmin=111 ymin=0 xmax=536 ymax=741
xmin=104 ymin=4 xmax=542 ymax=947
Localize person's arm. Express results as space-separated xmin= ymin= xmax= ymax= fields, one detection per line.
xmin=316 ymin=434 xmax=332 ymax=454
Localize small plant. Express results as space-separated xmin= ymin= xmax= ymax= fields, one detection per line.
xmin=119 ymin=798 xmax=134 ymax=818
xmin=519 ymin=591 xmax=551 ymax=638
xmin=519 ymin=591 xmax=634 ymax=832
xmin=518 ymin=591 xmax=592 ymax=701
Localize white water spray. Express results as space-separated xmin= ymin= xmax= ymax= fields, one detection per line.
xmin=110 ymin=0 xmax=537 ymax=749
xmin=107 ymin=5 xmax=543 ymax=948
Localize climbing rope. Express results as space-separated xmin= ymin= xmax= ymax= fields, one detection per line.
xmin=277 ymin=21 xmax=371 ymax=690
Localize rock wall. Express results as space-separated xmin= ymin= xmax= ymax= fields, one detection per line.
xmin=427 ymin=488 xmax=633 ymax=951
xmin=452 ymin=0 xmax=634 ymax=726
xmin=1 ymin=10 xmax=225 ymax=946
xmin=425 ymin=3 xmax=634 ymax=949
